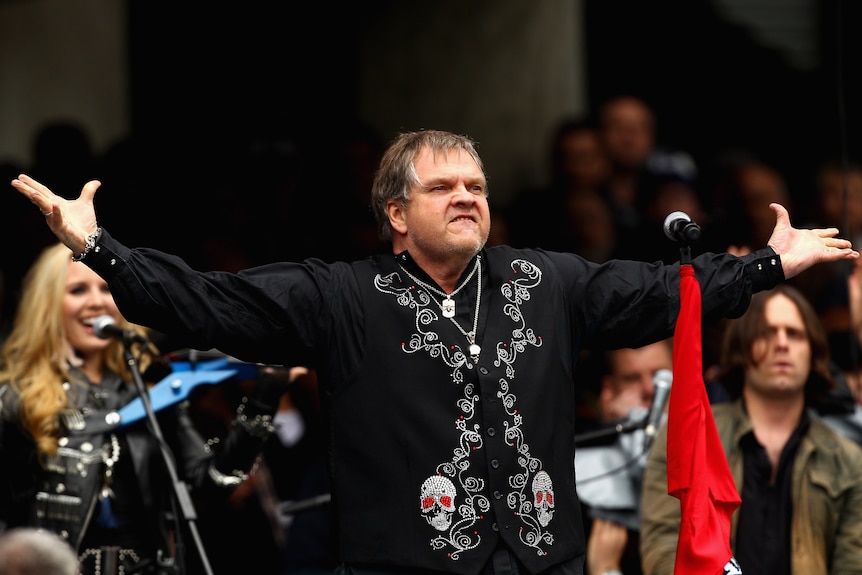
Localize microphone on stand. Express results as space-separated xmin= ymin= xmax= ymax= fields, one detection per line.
xmin=663 ymin=211 xmax=702 ymax=243
xmin=643 ymin=368 xmax=673 ymax=451
xmin=90 ymin=315 xmax=152 ymax=346
xmin=573 ymin=369 xmax=674 ymax=448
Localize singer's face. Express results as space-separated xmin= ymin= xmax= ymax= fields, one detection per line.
xmin=63 ymin=261 xmax=121 ymax=357
xmin=745 ymin=294 xmax=811 ymax=399
xmin=388 ymin=147 xmax=490 ymax=263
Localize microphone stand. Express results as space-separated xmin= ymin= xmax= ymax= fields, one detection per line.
xmin=574 ymin=417 xmax=645 ymax=446
xmin=278 ymin=493 xmax=332 ymax=515
xmin=122 ymin=339 xmax=215 ymax=575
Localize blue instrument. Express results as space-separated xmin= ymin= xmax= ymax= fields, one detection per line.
xmin=117 ymin=356 xmax=257 ymax=426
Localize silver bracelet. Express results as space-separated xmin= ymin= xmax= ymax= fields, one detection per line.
xmin=72 ymin=228 xmax=101 ymax=262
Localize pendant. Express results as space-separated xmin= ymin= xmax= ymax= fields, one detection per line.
xmin=469 ymin=343 xmax=481 ymax=358
xmin=441 ymin=298 xmax=455 ymax=318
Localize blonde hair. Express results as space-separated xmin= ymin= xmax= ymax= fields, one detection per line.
xmin=0 ymin=243 xmax=153 ymax=459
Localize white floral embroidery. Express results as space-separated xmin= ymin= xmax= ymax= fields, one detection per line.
xmin=375 ymin=258 xmax=554 ymax=560
xmin=496 ymin=260 xmax=554 ymax=554
xmin=375 ymin=272 xmax=472 ymax=377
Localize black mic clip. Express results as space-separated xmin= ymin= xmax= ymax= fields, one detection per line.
xmin=663 ymin=211 xmax=702 ymax=244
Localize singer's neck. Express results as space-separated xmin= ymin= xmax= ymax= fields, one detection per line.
xmin=78 ymin=352 xmax=105 ymax=385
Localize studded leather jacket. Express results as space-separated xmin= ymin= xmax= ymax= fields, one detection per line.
xmin=0 ymin=365 xmax=276 ymax=565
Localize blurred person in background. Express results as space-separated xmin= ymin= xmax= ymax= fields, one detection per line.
xmin=0 ymin=243 xmax=283 ymax=574
xmin=640 ymin=284 xmax=862 ymax=575
xmin=597 ymin=94 xmax=697 ymax=250
xmin=576 ymin=340 xmax=673 ymax=575
xmin=0 ymin=527 xmax=79 ymax=575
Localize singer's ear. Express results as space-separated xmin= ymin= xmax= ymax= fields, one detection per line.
xmin=387 ymin=199 xmax=408 ymax=235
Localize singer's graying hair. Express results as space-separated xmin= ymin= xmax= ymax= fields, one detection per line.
xmin=0 ymin=243 xmax=152 ymax=459
xmin=370 ymin=129 xmax=489 ymax=242
xmin=0 ymin=528 xmax=79 ymax=575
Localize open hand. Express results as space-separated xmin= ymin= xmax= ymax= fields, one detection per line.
xmin=766 ymin=202 xmax=859 ymax=279
xmin=10 ymin=173 xmax=101 ymax=256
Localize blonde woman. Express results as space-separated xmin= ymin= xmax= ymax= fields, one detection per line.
xmin=0 ymin=243 xmax=281 ymax=575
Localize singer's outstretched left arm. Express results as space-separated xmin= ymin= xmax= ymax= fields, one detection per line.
xmin=765 ymin=202 xmax=859 ymax=278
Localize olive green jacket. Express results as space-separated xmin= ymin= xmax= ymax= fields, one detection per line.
xmin=640 ymin=399 xmax=862 ymax=575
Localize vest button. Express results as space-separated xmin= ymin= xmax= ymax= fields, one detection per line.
xmin=493 ymin=490 xmax=503 ymax=500
xmin=492 ymin=522 xmax=499 ymax=532
xmin=479 ymin=367 xmax=489 ymax=375
xmin=487 ymin=427 xmax=496 ymax=437
xmin=491 ymin=459 xmax=500 ymax=469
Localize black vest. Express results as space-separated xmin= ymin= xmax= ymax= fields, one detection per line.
xmin=331 ymin=247 xmax=584 ymax=574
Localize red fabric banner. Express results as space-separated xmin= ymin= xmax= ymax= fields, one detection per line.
xmin=667 ymin=264 xmax=741 ymax=575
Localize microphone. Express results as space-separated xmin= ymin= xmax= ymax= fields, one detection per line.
xmin=663 ymin=211 xmax=702 ymax=243
xmin=643 ymin=368 xmax=672 ymax=450
xmin=90 ymin=315 xmax=150 ymax=345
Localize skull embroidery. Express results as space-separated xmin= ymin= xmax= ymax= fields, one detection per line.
xmin=723 ymin=557 xmax=743 ymax=575
xmin=532 ymin=470 xmax=555 ymax=527
xmin=420 ymin=475 xmax=457 ymax=531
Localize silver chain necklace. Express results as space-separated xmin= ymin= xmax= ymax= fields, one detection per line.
xmin=399 ymin=256 xmax=480 ymax=318
xmin=398 ymin=255 xmax=483 ymax=362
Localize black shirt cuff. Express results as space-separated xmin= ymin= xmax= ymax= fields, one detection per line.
xmin=82 ymin=227 xmax=133 ymax=279
xmin=741 ymin=247 xmax=785 ymax=292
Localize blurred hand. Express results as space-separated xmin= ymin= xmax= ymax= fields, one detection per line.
xmin=255 ymin=365 xmax=309 ymax=404
xmin=586 ymin=517 xmax=627 ymax=575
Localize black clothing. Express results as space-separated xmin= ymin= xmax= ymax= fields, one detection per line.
xmin=83 ymin=229 xmax=783 ymax=574
xmin=0 ymin=365 xmax=276 ymax=574
xmin=736 ymin=409 xmax=809 ymax=575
